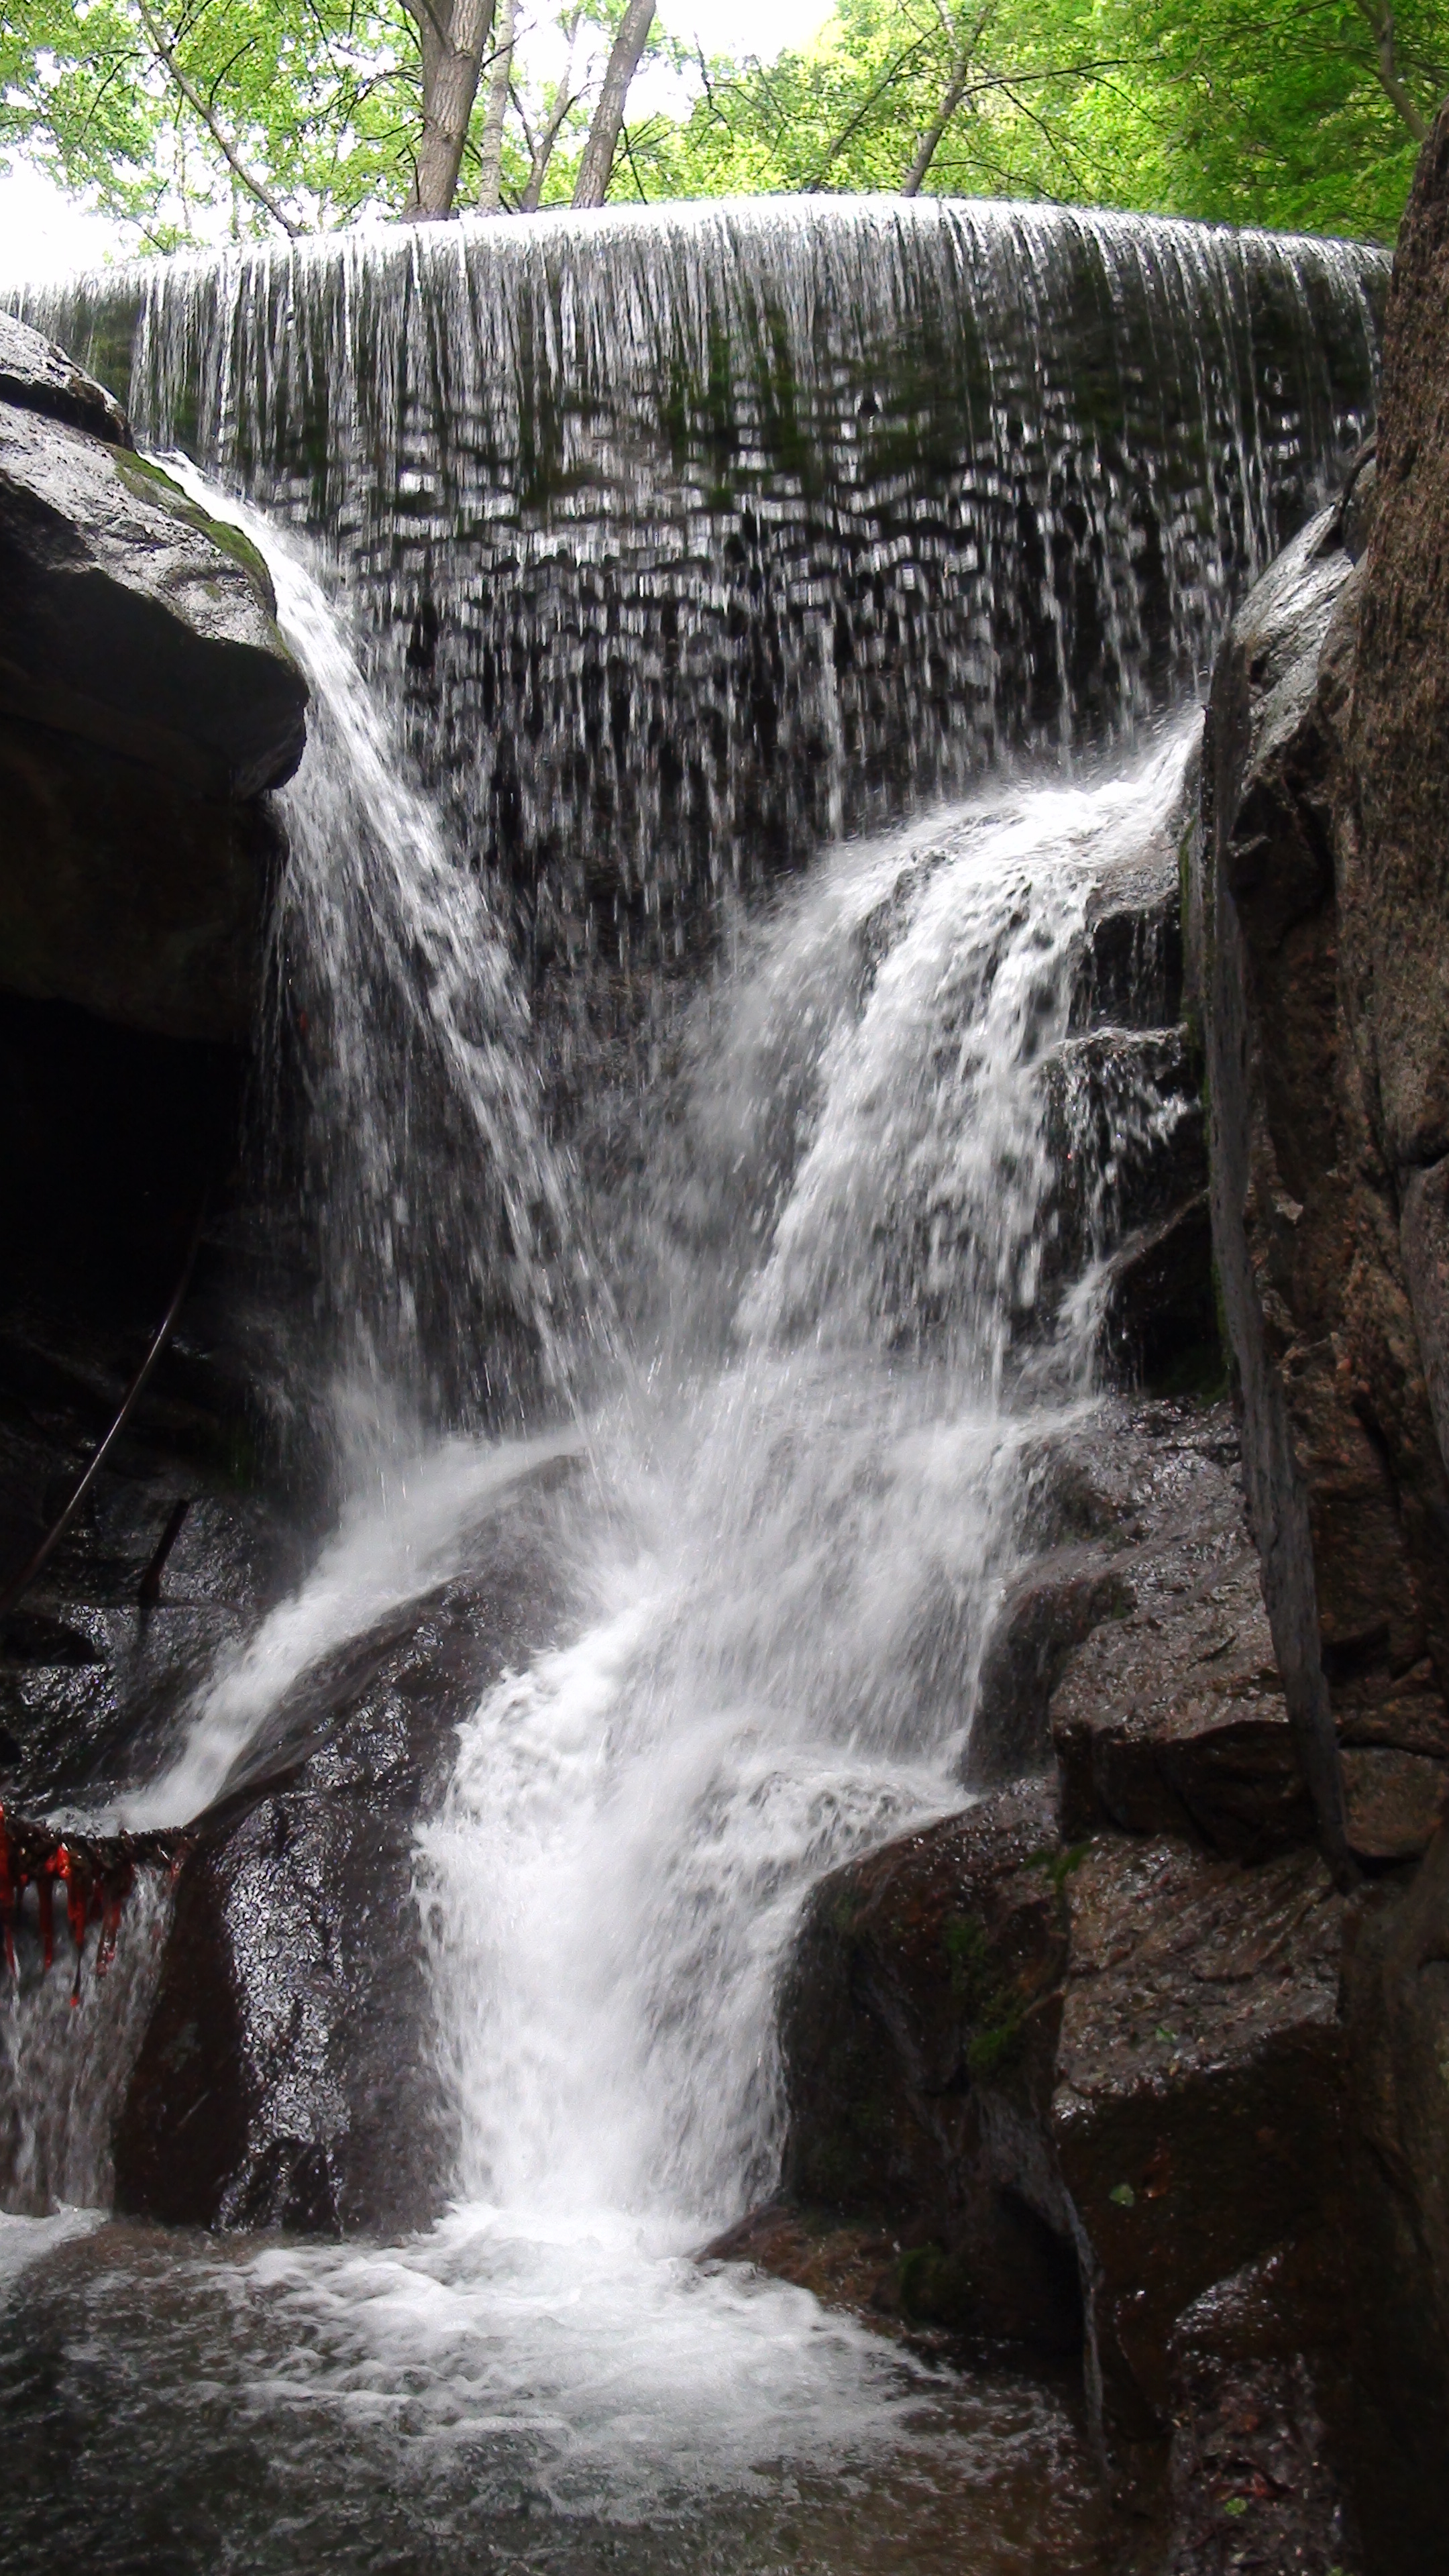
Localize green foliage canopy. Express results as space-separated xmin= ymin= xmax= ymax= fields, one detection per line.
xmin=3 ymin=0 xmax=1445 ymax=247
xmin=641 ymin=0 xmax=1447 ymax=239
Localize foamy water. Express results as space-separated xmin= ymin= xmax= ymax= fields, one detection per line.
xmin=0 ymin=484 xmax=1196 ymax=2560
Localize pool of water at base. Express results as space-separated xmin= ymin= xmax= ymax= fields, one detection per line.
xmin=0 ymin=2212 xmax=1130 ymax=2575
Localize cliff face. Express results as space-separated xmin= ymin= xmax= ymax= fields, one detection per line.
xmin=0 ymin=311 xmax=306 ymax=1044
xmin=756 ymin=109 xmax=1449 ymax=2576
xmin=1193 ymin=101 xmax=1449 ymax=2567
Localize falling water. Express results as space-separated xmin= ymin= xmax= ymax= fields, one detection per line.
xmin=0 ymin=199 xmax=1374 ymax=2564
xmin=160 ymin=454 xmax=598 ymax=1445
xmin=23 ymin=201 xmax=1382 ymax=1027
xmin=19 ymin=691 xmax=1197 ymax=2557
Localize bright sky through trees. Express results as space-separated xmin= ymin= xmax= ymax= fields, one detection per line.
xmin=0 ymin=0 xmax=1442 ymax=270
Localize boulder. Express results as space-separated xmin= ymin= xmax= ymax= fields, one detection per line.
xmin=115 ymin=1468 xmax=575 ymax=2236
xmin=1166 ymin=2311 xmax=1358 ymax=2576
xmin=1340 ymin=1748 xmax=1449 ymax=1862
xmin=967 ymin=1404 xmax=1313 ymax=1860
xmin=0 ymin=717 xmax=281 ymax=1043
xmin=0 ymin=319 xmax=307 ymax=1042
xmin=0 ymin=408 xmax=306 ymax=802
xmin=777 ymin=1780 xmax=1083 ymax=2355
xmin=0 ymin=311 xmax=132 ymax=448
xmin=768 ymin=1775 xmax=1348 ymax=2512
xmin=965 ymin=1545 xmax=1134 ymax=1790
xmin=1052 ymin=1835 xmax=1344 ymax=2475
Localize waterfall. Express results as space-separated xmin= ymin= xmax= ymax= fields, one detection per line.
xmin=160 ymin=454 xmax=602 ymax=1445
xmin=0 ymin=201 xmax=1377 ymax=2556
xmin=21 ymin=202 xmax=1382 ymax=1037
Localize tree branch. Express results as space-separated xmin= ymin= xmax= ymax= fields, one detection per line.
xmin=902 ymin=0 xmax=994 ymax=194
xmin=133 ymin=0 xmax=302 ymax=235
xmin=804 ymin=35 xmax=932 ymax=190
xmin=1355 ymin=0 xmax=1430 ymax=140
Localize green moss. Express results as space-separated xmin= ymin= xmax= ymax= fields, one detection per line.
xmin=1029 ymin=1840 xmax=1089 ymax=1896
xmin=965 ymin=2017 xmax=1025 ymax=2078
xmin=111 ymin=450 xmax=278 ymax=608
xmin=942 ymin=1912 xmax=1028 ymax=2080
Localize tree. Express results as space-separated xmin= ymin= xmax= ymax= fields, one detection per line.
xmin=476 ymin=0 xmax=517 ymax=209
xmin=1106 ymin=0 xmax=1448 ymax=236
xmin=0 ymin=0 xmax=427 ymax=244
xmin=1 ymin=0 xmax=1444 ymax=244
xmin=400 ymin=0 xmax=494 ymax=217
xmin=572 ymin=0 xmax=657 ymax=204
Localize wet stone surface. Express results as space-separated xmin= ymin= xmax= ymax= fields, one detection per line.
xmin=116 ymin=1474 xmax=577 ymax=2236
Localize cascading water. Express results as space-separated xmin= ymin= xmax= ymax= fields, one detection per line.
xmin=158 ymin=456 xmax=596 ymax=1446
xmin=22 ymin=201 xmax=1381 ymax=1024
xmin=0 ymin=198 xmax=1379 ymax=2567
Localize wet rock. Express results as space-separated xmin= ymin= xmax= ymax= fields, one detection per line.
xmin=115 ymin=1480 xmax=575 ymax=2237
xmin=0 ymin=408 xmax=305 ymax=803
xmin=0 ymin=715 xmax=282 ymax=1044
xmin=0 ymin=311 xmax=132 ymax=449
xmin=1185 ymin=124 xmax=1449 ymax=2553
xmin=1052 ymin=1526 xmax=1311 ymax=1861
xmin=1340 ymin=1748 xmax=1448 ymax=1862
xmin=1192 ymin=107 xmax=1449 ymax=1878
xmin=1053 ymin=1837 xmax=1344 ymax=2470
xmin=1095 ymin=1193 xmax=1218 ymax=1393
xmin=1166 ymin=2352 xmax=1357 ymax=2574
xmin=965 ymin=1548 xmax=1134 ymax=1790
xmin=1350 ymin=110 xmax=1449 ymax=1193
xmin=1334 ymin=1657 xmax=1449 ymax=1760
xmin=1342 ymin=1823 xmax=1449 ymax=2573
xmin=1195 ymin=504 xmax=1368 ymax=1872
xmin=1073 ymin=869 xmax=1184 ymax=1036
xmin=1042 ymin=1026 xmax=1208 ymax=1260
xmin=969 ymin=1403 xmax=1312 ymax=1861
xmin=0 ymin=328 xmax=306 ymax=1043
xmin=771 ymin=1776 xmax=1347 ymax=2505
xmin=778 ymin=1782 xmax=1083 ymax=2353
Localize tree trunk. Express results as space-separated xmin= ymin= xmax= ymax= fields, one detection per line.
xmin=901 ymin=60 xmax=973 ymax=193
xmin=477 ymin=0 xmax=517 ymax=209
xmin=1357 ymin=0 xmax=1430 ymax=140
xmin=519 ymin=13 xmax=580 ymax=209
xmin=572 ymin=0 xmax=656 ymax=208
xmin=402 ymin=0 xmax=496 ymax=219
xmin=902 ymin=5 xmax=993 ymax=195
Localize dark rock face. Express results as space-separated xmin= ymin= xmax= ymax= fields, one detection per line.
xmin=1342 ymin=1829 xmax=1449 ymax=2575
xmin=0 ymin=311 xmax=132 ymax=448
xmin=0 ymin=717 xmax=284 ymax=1046
xmin=115 ymin=1474 xmax=573 ymax=2236
xmin=1175 ymin=99 xmax=1449 ymax=2571
xmin=0 ymin=320 xmax=306 ymax=1044
xmin=775 ymin=1768 xmax=1347 ymax=2501
xmin=0 ymin=411 xmax=306 ymax=801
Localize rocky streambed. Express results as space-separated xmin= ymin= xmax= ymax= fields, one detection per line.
xmin=1 ymin=129 xmax=1448 ymax=2576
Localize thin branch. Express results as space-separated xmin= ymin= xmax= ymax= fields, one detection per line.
xmin=133 ymin=0 xmax=302 ymax=233
xmin=804 ymin=35 xmax=932 ymax=190
xmin=1354 ymin=0 xmax=1431 ymax=139
xmin=620 ymin=118 xmax=649 ymax=199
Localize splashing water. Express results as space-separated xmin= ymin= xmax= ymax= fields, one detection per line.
xmin=162 ymin=454 xmax=596 ymax=1448
xmin=2 ymin=685 xmax=1198 ymax=2545
xmin=0 ymin=422 xmax=1194 ymax=2557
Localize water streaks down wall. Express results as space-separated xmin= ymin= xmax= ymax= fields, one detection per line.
xmin=25 ymin=201 xmax=1384 ymax=1003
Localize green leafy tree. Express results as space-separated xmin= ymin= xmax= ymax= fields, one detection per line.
xmin=1 ymin=0 xmax=1445 ymax=242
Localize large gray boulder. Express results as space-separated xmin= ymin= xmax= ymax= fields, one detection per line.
xmin=0 ymin=320 xmax=307 ymax=1043
xmin=0 ymin=407 xmax=305 ymax=802
xmin=0 ymin=309 xmax=132 ymax=447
